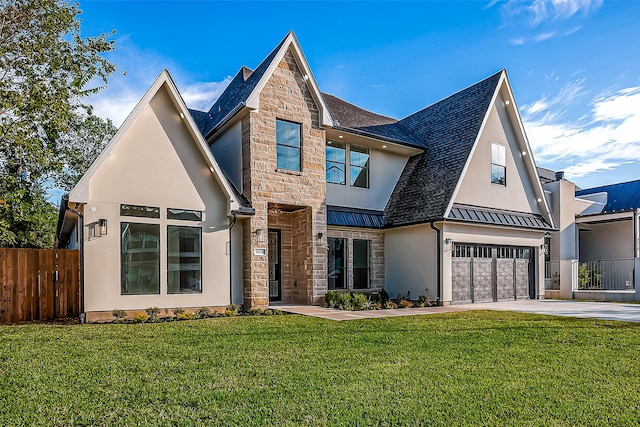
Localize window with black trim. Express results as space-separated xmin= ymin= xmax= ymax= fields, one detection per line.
xmin=491 ymin=143 xmax=506 ymax=185
xmin=276 ymin=119 xmax=301 ymax=171
xmin=326 ymin=141 xmax=346 ymax=184
xmin=167 ymin=208 xmax=202 ymax=221
xmin=167 ymin=226 xmax=202 ymax=294
xmin=121 ymin=204 xmax=160 ymax=218
xmin=350 ymin=145 xmax=370 ymax=188
xmin=121 ymin=222 xmax=160 ymax=295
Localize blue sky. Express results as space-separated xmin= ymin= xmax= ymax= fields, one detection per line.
xmin=79 ymin=0 xmax=640 ymax=189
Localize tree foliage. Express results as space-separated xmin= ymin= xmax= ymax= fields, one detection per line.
xmin=0 ymin=0 xmax=117 ymax=247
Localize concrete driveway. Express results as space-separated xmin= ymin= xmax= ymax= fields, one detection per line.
xmin=275 ymin=300 xmax=640 ymax=323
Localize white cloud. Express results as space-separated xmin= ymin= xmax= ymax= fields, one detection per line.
xmin=524 ymin=85 xmax=640 ymax=179
xmin=181 ymin=79 xmax=232 ymax=111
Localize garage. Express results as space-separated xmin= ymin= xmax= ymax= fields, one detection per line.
xmin=451 ymin=243 xmax=532 ymax=304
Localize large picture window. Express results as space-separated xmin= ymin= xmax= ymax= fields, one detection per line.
xmin=276 ymin=119 xmax=301 ymax=171
xmin=167 ymin=226 xmax=202 ymax=294
xmin=326 ymin=141 xmax=346 ymax=184
xmin=491 ymin=143 xmax=506 ymax=185
xmin=121 ymin=222 xmax=160 ymax=295
xmin=350 ymin=145 xmax=370 ymax=188
xmin=328 ymin=237 xmax=346 ymax=289
xmin=353 ymin=239 xmax=371 ymax=289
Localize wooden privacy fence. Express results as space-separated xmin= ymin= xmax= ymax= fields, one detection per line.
xmin=0 ymin=248 xmax=80 ymax=323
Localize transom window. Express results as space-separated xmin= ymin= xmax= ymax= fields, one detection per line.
xmin=276 ymin=119 xmax=301 ymax=171
xmin=167 ymin=208 xmax=202 ymax=221
xmin=326 ymin=141 xmax=346 ymax=184
xmin=491 ymin=143 xmax=506 ymax=186
xmin=350 ymin=145 xmax=370 ymax=188
xmin=121 ymin=204 xmax=160 ymax=218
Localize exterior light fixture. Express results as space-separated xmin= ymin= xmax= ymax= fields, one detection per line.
xmin=303 ymin=74 xmax=309 ymax=81
xmin=179 ymin=112 xmax=185 ymax=119
xmin=99 ymin=219 xmax=108 ymax=236
xmin=317 ymin=232 xmax=324 ymax=241
xmin=254 ymin=228 xmax=264 ymax=242
xmin=537 ymin=198 xmax=542 ymax=203
xmin=522 ymin=151 xmax=527 ymax=156
xmin=338 ymin=135 xmax=343 ymax=139
xmin=505 ymin=100 xmax=510 ymax=105
xmin=382 ymin=145 xmax=387 ymax=148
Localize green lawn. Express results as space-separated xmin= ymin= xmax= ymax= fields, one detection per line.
xmin=1 ymin=311 xmax=639 ymax=426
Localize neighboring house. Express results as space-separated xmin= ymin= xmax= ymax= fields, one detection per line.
xmin=57 ymin=32 xmax=554 ymax=321
xmin=543 ymin=175 xmax=640 ymax=301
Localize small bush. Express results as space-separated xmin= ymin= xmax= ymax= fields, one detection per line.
xmin=379 ymin=289 xmax=390 ymax=304
xmin=176 ymin=312 xmax=193 ymax=321
xmin=398 ymin=299 xmax=414 ymax=309
xmin=132 ymin=313 xmax=148 ymax=323
xmin=325 ymin=290 xmax=340 ymax=308
xmin=249 ymin=308 xmax=263 ymax=316
xmin=352 ymin=293 xmax=367 ymax=311
xmin=225 ymin=304 xmax=240 ymax=317
xmin=195 ymin=307 xmax=211 ymax=319
xmin=173 ymin=307 xmax=185 ymax=316
xmin=145 ymin=306 xmax=160 ymax=322
xmin=112 ymin=309 xmax=126 ymax=323
xmin=384 ymin=301 xmax=398 ymax=310
xmin=337 ymin=292 xmax=353 ymax=311
xmin=370 ymin=302 xmax=382 ymax=310
xmin=417 ymin=295 xmax=431 ymax=307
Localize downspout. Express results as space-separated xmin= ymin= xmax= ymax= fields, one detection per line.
xmin=429 ymin=221 xmax=442 ymax=305
xmin=64 ymin=204 xmax=84 ymax=323
xmin=634 ymin=209 xmax=640 ymax=259
xmin=228 ymin=212 xmax=238 ymax=305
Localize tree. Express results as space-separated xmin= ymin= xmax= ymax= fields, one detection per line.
xmin=0 ymin=0 xmax=117 ymax=247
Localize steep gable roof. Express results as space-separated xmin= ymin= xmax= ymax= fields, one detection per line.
xmin=576 ymin=179 xmax=640 ymax=214
xmin=192 ymin=31 xmax=332 ymax=138
xmin=384 ymin=71 xmax=503 ymax=227
xmin=69 ymin=70 xmax=249 ymax=213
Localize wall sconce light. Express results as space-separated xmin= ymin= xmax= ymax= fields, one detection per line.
xmin=541 ymin=232 xmax=551 ymax=255
xmin=99 ymin=219 xmax=108 ymax=236
xmin=443 ymin=238 xmax=454 ymax=252
xmin=254 ymin=228 xmax=264 ymax=242
xmin=317 ymin=232 xmax=324 ymax=241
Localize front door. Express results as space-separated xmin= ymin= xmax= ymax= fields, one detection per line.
xmin=268 ymin=229 xmax=281 ymax=301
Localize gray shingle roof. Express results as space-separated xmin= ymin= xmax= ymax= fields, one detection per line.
xmin=383 ymin=70 xmax=504 ymax=228
xmin=190 ymin=36 xmax=288 ymax=137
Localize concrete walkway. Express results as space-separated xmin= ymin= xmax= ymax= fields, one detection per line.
xmin=273 ymin=300 xmax=640 ymax=323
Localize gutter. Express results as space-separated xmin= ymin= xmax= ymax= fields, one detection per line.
xmin=205 ymin=102 xmax=247 ymax=140
xmin=228 ymin=212 xmax=238 ymax=305
xmin=429 ymin=221 xmax=442 ymax=305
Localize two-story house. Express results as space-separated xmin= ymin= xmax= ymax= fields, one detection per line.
xmin=56 ymin=32 xmax=554 ymax=321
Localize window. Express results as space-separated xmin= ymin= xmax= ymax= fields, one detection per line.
xmin=491 ymin=143 xmax=506 ymax=185
xmin=120 ymin=204 xmax=160 ymax=218
xmin=121 ymin=223 xmax=160 ymax=295
xmin=353 ymin=239 xmax=371 ymax=289
xmin=167 ymin=208 xmax=202 ymax=221
xmin=167 ymin=226 xmax=202 ymax=294
xmin=276 ymin=119 xmax=301 ymax=171
xmin=326 ymin=141 xmax=346 ymax=184
xmin=350 ymin=145 xmax=370 ymax=188
xmin=327 ymin=238 xmax=346 ymax=289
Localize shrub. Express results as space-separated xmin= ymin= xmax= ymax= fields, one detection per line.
xmin=352 ymin=293 xmax=367 ymax=311
xmin=384 ymin=301 xmax=398 ymax=310
xmin=337 ymin=292 xmax=353 ymax=311
xmin=379 ymin=289 xmax=389 ymax=304
xmin=225 ymin=304 xmax=240 ymax=317
xmin=417 ymin=295 xmax=431 ymax=307
xmin=195 ymin=307 xmax=211 ymax=319
xmin=173 ymin=307 xmax=185 ymax=316
xmin=325 ymin=290 xmax=340 ymax=308
xmin=112 ymin=309 xmax=126 ymax=323
xmin=176 ymin=312 xmax=193 ymax=321
xmin=370 ymin=302 xmax=382 ymax=310
xmin=132 ymin=313 xmax=148 ymax=323
xmin=249 ymin=308 xmax=263 ymax=316
xmin=398 ymin=299 xmax=414 ymax=309
xmin=145 ymin=306 xmax=160 ymax=322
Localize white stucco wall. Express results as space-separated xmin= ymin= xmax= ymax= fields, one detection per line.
xmin=454 ymin=95 xmax=541 ymax=215
xmin=326 ymin=146 xmax=409 ymax=211
xmin=78 ymin=84 xmax=232 ymax=313
xmin=579 ymin=220 xmax=634 ymax=260
xmin=385 ymin=224 xmax=438 ymax=301
xmin=210 ymin=121 xmax=243 ymax=193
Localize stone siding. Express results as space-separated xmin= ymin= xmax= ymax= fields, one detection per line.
xmin=242 ymin=49 xmax=327 ymax=307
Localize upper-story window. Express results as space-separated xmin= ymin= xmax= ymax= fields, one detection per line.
xmin=350 ymin=145 xmax=370 ymax=188
xmin=491 ymin=143 xmax=506 ymax=186
xmin=326 ymin=141 xmax=346 ymax=184
xmin=276 ymin=119 xmax=301 ymax=172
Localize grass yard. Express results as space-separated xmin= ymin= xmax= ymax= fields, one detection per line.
xmin=1 ymin=311 xmax=640 ymax=426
